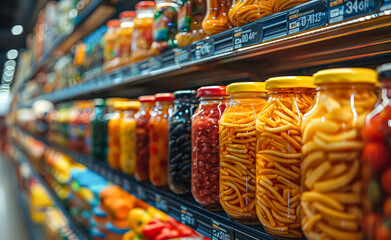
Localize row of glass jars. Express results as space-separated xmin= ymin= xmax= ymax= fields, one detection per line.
xmin=103 ymin=0 xmax=311 ymax=70
xmin=90 ymin=65 xmax=390 ymax=240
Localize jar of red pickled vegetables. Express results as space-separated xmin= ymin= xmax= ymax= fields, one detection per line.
xmin=168 ymin=90 xmax=198 ymax=194
xmin=363 ymin=63 xmax=391 ymax=240
xmin=191 ymin=86 xmax=227 ymax=210
xmin=149 ymin=93 xmax=175 ymax=187
xmin=135 ymin=95 xmax=155 ymax=181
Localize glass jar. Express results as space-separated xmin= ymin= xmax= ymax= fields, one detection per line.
xmin=255 ymin=76 xmax=316 ymax=238
xmin=103 ymin=19 xmax=120 ymax=71
xmin=363 ymin=63 xmax=391 ymax=240
xmin=135 ymin=95 xmax=156 ymax=181
xmin=116 ymin=11 xmax=136 ymax=66
xmin=149 ymin=93 xmax=175 ymax=187
xmin=131 ymin=1 xmax=156 ymax=62
xmin=120 ymin=101 xmax=141 ymax=175
xmin=228 ymin=0 xmax=273 ymax=27
xmin=168 ymin=90 xmax=198 ymax=194
xmin=192 ymin=86 xmax=227 ymax=210
xmin=269 ymin=0 xmax=310 ymax=13
xmin=202 ymin=0 xmax=232 ymax=36
xmin=175 ymin=0 xmax=207 ymax=47
xmin=108 ymin=101 xmax=125 ymax=170
xmin=219 ymin=82 xmax=268 ymax=224
xmin=301 ymin=68 xmax=377 ymax=240
xmin=80 ymin=101 xmax=93 ymax=154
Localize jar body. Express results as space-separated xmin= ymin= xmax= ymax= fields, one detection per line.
xmin=168 ymin=98 xmax=198 ymax=194
xmin=363 ymin=82 xmax=391 ymax=239
xmin=202 ymin=0 xmax=232 ymax=36
xmin=152 ymin=1 xmax=178 ymax=55
xmin=175 ymin=0 xmax=207 ymax=47
xmin=120 ymin=110 xmax=137 ymax=174
xmin=219 ymin=93 xmax=267 ymax=223
xmin=103 ymin=27 xmax=117 ymax=64
xmin=149 ymin=102 xmax=173 ymax=187
xmin=135 ymin=103 xmax=154 ymax=181
xmin=255 ymin=88 xmax=315 ymax=238
xmin=228 ymin=0 xmax=273 ymax=27
xmin=192 ymin=97 xmax=227 ymax=209
xmin=108 ymin=111 xmax=123 ymax=169
xmin=131 ymin=9 xmax=154 ymax=62
xmin=116 ymin=18 xmax=134 ymax=65
xmin=301 ymin=84 xmax=376 ymax=240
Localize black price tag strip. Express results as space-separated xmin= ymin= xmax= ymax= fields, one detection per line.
xmin=194 ymin=38 xmax=215 ymax=60
xmin=329 ymin=0 xmax=382 ymax=23
xmin=174 ymin=45 xmax=192 ymax=65
xmin=180 ymin=206 xmax=197 ymax=228
xmin=233 ymin=22 xmax=263 ymax=50
xmin=211 ymin=220 xmax=234 ymax=240
xmin=136 ymin=185 xmax=147 ymax=200
xmin=287 ymin=0 xmax=328 ymax=34
xmin=149 ymin=55 xmax=162 ymax=70
xmin=155 ymin=194 xmax=168 ymax=212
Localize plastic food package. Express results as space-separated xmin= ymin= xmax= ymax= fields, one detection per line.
xmin=135 ymin=96 xmax=156 ymax=181
xmin=175 ymin=0 xmax=207 ymax=47
xmin=363 ymin=63 xmax=391 ymax=240
xmin=219 ymin=82 xmax=267 ymax=224
xmin=301 ymin=68 xmax=377 ymax=240
xmin=202 ymin=0 xmax=232 ymax=36
xmin=168 ymin=90 xmax=198 ymax=194
xmin=149 ymin=93 xmax=175 ymax=187
xmin=255 ymin=76 xmax=315 ymax=238
xmin=152 ymin=0 xmax=179 ymax=55
xmin=131 ymin=1 xmax=156 ymax=62
xmin=192 ymin=86 xmax=227 ymax=210
xmin=120 ymin=101 xmax=141 ymax=175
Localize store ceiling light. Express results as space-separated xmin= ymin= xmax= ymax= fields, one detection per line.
xmin=4 ymin=60 xmax=16 ymax=68
xmin=6 ymin=49 xmax=18 ymax=60
xmin=11 ymin=25 xmax=23 ymax=35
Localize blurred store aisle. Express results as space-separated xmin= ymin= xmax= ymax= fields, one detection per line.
xmin=0 ymin=155 xmax=31 ymax=240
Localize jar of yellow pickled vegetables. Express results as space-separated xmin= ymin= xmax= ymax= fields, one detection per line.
xmin=116 ymin=11 xmax=136 ymax=66
xmin=120 ymin=101 xmax=141 ymax=175
xmin=108 ymin=101 xmax=126 ymax=170
xmin=255 ymin=76 xmax=315 ymax=238
xmin=301 ymin=68 xmax=377 ymax=240
xmin=131 ymin=1 xmax=156 ymax=62
xmin=202 ymin=0 xmax=232 ymax=36
xmin=219 ymin=82 xmax=268 ymax=224
xmin=103 ymin=19 xmax=121 ymax=71
xmin=228 ymin=0 xmax=273 ymax=27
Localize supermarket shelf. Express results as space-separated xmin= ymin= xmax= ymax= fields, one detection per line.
xmin=21 ymin=0 xmax=115 ymax=86
xmin=18 ymin=127 xmax=281 ymax=240
xmin=11 ymin=139 xmax=91 ymax=240
xmin=33 ymin=0 xmax=391 ymax=102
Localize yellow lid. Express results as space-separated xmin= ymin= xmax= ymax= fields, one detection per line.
xmin=107 ymin=98 xmax=129 ymax=107
xmin=226 ymin=82 xmax=267 ymax=93
xmin=114 ymin=101 xmax=141 ymax=110
xmin=265 ymin=76 xmax=316 ymax=90
xmin=313 ymin=68 xmax=377 ymax=85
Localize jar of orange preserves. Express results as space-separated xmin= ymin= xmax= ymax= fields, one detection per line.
xmin=149 ymin=93 xmax=175 ymax=187
xmin=135 ymin=96 xmax=156 ymax=181
xmin=255 ymin=76 xmax=315 ymax=238
xmin=116 ymin=11 xmax=136 ymax=66
xmin=301 ymin=68 xmax=377 ymax=240
xmin=120 ymin=101 xmax=141 ymax=175
xmin=108 ymin=101 xmax=125 ymax=170
xmin=202 ymin=0 xmax=232 ymax=36
xmin=219 ymin=82 xmax=267 ymax=224
xmin=103 ymin=19 xmax=120 ymax=71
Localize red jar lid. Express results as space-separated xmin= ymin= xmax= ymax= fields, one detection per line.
xmin=154 ymin=93 xmax=174 ymax=102
xmin=119 ymin=11 xmax=136 ymax=19
xmin=138 ymin=95 xmax=155 ymax=102
xmin=197 ymin=86 xmax=227 ymax=97
xmin=136 ymin=1 xmax=156 ymax=9
xmin=106 ymin=19 xmax=120 ymax=28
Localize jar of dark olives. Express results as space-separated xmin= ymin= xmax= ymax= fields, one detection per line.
xmin=168 ymin=90 xmax=198 ymax=194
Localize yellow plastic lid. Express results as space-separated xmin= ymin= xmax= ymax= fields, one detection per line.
xmin=226 ymin=82 xmax=267 ymax=93
xmin=107 ymin=98 xmax=130 ymax=107
xmin=114 ymin=101 xmax=141 ymax=110
xmin=313 ymin=68 xmax=377 ymax=85
xmin=265 ymin=76 xmax=316 ymax=90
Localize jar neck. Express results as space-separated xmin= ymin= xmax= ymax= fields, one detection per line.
xmin=174 ymin=98 xmax=198 ymax=104
xmin=229 ymin=92 xmax=268 ymax=100
xmin=268 ymin=88 xmax=315 ymax=95
xmin=120 ymin=18 xmax=134 ymax=27
xmin=156 ymin=101 xmax=173 ymax=107
xmin=199 ymin=95 xmax=228 ymax=104
xmin=136 ymin=9 xmax=155 ymax=18
xmin=317 ymin=83 xmax=374 ymax=91
xmin=141 ymin=102 xmax=155 ymax=108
